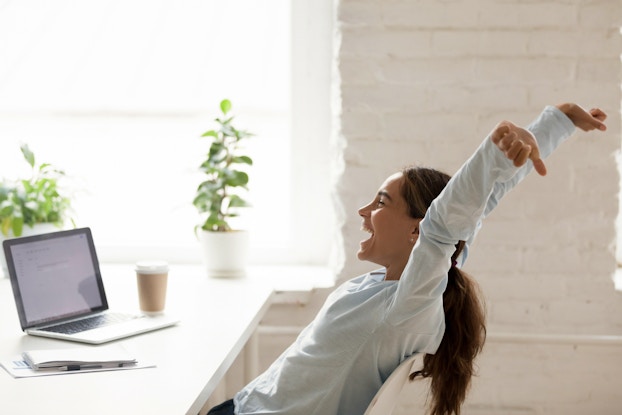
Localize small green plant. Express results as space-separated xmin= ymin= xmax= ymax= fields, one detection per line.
xmin=0 ymin=144 xmax=74 ymax=237
xmin=193 ymin=99 xmax=254 ymax=232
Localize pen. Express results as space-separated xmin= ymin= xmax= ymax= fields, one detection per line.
xmin=57 ymin=363 xmax=130 ymax=371
xmin=58 ymin=364 xmax=103 ymax=371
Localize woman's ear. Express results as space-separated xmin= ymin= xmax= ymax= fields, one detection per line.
xmin=409 ymin=218 xmax=422 ymax=243
xmin=412 ymin=218 xmax=422 ymax=235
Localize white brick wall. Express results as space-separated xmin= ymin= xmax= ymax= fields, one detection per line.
xmin=332 ymin=0 xmax=622 ymax=413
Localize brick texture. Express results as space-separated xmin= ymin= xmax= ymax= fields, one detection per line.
xmin=333 ymin=0 xmax=622 ymax=413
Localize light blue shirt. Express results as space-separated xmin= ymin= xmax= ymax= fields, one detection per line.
xmin=234 ymin=106 xmax=575 ymax=415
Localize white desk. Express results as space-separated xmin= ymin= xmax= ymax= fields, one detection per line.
xmin=0 ymin=264 xmax=274 ymax=415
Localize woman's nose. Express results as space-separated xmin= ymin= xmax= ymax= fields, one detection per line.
xmin=358 ymin=203 xmax=370 ymax=217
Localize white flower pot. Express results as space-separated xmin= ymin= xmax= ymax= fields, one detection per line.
xmin=0 ymin=223 xmax=61 ymax=278
xmin=199 ymin=230 xmax=249 ymax=278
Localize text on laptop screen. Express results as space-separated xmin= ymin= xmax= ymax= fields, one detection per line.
xmin=9 ymin=232 xmax=104 ymax=326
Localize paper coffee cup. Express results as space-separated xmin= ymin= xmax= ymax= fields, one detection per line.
xmin=135 ymin=261 xmax=169 ymax=315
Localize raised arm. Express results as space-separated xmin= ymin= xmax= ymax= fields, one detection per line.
xmin=389 ymin=104 xmax=607 ymax=328
xmin=494 ymin=104 xmax=606 ymax=177
xmin=461 ymin=104 xmax=607 ymax=264
xmin=388 ymin=121 xmax=526 ymax=328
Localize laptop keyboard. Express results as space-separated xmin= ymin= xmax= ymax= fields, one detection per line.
xmin=41 ymin=313 xmax=139 ymax=334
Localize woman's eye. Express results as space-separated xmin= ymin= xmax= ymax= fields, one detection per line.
xmin=376 ymin=199 xmax=385 ymax=207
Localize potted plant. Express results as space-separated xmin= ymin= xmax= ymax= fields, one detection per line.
xmin=193 ymin=99 xmax=254 ymax=277
xmin=0 ymin=143 xmax=74 ymax=276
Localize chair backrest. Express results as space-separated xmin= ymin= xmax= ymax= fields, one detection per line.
xmin=364 ymin=353 xmax=425 ymax=415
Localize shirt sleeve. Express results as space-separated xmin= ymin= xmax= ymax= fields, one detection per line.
xmin=386 ymin=106 xmax=575 ymax=329
xmin=461 ymin=105 xmax=576 ymax=265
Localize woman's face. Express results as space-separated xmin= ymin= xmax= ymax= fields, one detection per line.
xmin=357 ymin=172 xmax=420 ymax=279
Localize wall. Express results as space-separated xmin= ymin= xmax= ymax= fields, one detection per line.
xmin=332 ymin=0 xmax=622 ymax=414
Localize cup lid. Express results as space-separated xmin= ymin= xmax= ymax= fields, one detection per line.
xmin=135 ymin=260 xmax=169 ymax=274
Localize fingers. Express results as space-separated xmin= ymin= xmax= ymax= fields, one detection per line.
xmin=491 ymin=122 xmax=547 ymax=176
xmin=490 ymin=123 xmax=511 ymax=145
xmin=506 ymin=138 xmax=529 ymax=163
xmin=590 ymin=108 xmax=607 ymax=122
xmin=504 ymin=138 xmax=546 ymax=176
xmin=561 ymin=104 xmax=608 ymax=132
xmin=529 ymin=146 xmax=547 ymax=176
xmin=532 ymin=158 xmax=547 ymax=176
xmin=588 ymin=108 xmax=607 ymax=131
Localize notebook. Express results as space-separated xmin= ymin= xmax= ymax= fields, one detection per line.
xmin=3 ymin=227 xmax=179 ymax=344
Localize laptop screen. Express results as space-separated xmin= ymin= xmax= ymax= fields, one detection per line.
xmin=4 ymin=228 xmax=108 ymax=329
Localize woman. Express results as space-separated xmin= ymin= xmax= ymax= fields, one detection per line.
xmin=208 ymin=103 xmax=607 ymax=415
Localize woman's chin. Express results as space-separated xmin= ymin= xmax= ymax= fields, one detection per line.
xmin=358 ymin=235 xmax=376 ymax=260
xmin=357 ymin=242 xmax=371 ymax=261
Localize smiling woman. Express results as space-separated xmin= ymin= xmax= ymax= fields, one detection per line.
xmin=357 ymin=172 xmax=422 ymax=280
xmin=0 ymin=0 xmax=335 ymax=268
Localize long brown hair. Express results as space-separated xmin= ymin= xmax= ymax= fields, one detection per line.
xmin=401 ymin=166 xmax=487 ymax=415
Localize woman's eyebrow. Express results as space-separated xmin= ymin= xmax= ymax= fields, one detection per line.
xmin=378 ymin=190 xmax=393 ymax=201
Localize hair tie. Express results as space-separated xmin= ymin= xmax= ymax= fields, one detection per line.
xmin=451 ymin=260 xmax=458 ymax=268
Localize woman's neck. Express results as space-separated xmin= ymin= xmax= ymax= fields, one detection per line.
xmin=384 ymin=262 xmax=407 ymax=280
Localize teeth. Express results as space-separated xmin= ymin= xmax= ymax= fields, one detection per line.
xmin=361 ymin=225 xmax=373 ymax=234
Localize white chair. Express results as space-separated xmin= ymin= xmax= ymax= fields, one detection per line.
xmin=364 ymin=353 xmax=426 ymax=415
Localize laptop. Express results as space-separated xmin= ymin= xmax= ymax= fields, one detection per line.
xmin=3 ymin=227 xmax=179 ymax=344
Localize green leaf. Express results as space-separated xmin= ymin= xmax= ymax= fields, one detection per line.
xmin=11 ymin=216 xmax=23 ymax=237
xmin=234 ymin=128 xmax=253 ymax=140
xmin=1 ymin=217 xmax=10 ymax=236
xmin=201 ymin=130 xmax=218 ymax=138
xmin=220 ymin=99 xmax=232 ymax=115
xmin=232 ymin=156 xmax=253 ymax=166
xmin=39 ymin=162 xmax=52 ymax=173
xmin=0 ymin=200 xmax=14 ymax=216
xmin=208 ymin=142 xmax=226 ymax=160
xmin=228 ymin=194 xmax=250 ymax=208
xmin=220 ymin=124 xmax=235 ymax=138
xmin=196 ymin=180 xmax=225 ymax=199
xmin=224 ymin=170 xmax=249 ymax=187
xmin=21 ymin=180 xmax=33 ymax=193
xmin=203 ymin=212 xmax=229 ymax=232
xmin=20 ymin=144 xmax=35 ymax=168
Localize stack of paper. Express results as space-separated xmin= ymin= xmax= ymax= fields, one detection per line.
xmin=1 ymin=344 xmax=155 ymax=378
xmin=23 ymin=344 xmax=137 ymax=371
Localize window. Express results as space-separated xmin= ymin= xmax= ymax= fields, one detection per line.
xmin=0 ymin=1 xmax=335 ymax=267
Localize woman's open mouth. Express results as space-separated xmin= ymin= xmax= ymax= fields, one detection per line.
xmin=360 ymin=224 xmax=374 ymax=243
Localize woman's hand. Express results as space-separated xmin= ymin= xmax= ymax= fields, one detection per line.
xmin=556 ymin=103 xmax=607 ymax=132
xmin=491 ymin=104 xmax=608 ymax=177
xmin=490 ymin=121 xmax=547 ymax=176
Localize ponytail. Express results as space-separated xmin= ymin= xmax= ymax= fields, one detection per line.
xmin=412 ymin=241 xmax=487 ymax=415
xmin=401 ymin=167 xmax=487 ymax=415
